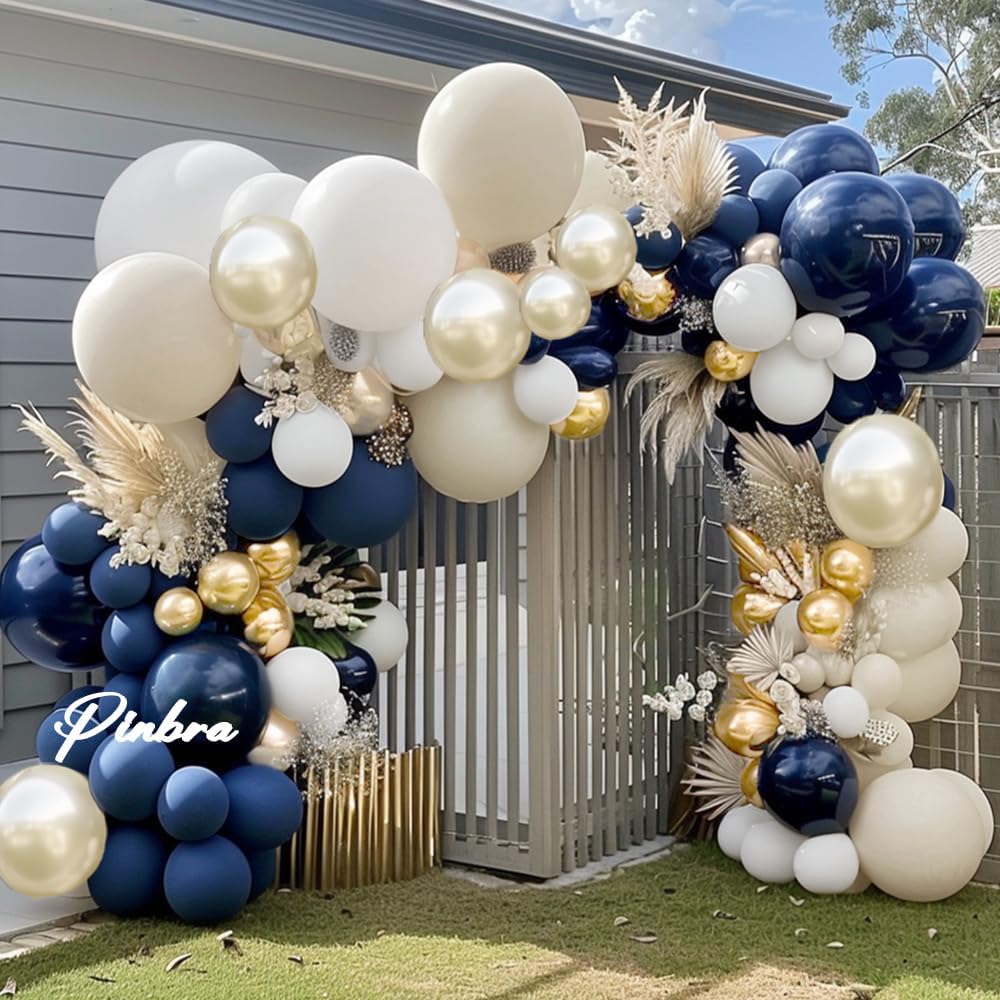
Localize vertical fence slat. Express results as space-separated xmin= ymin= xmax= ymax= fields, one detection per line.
xmin=486 ymin=502 xmax=500 ymax=847
xmin=443 ymin=498 xmax=458 ymax=840
xmin=464 ymin=505 xmax=479 ymax=841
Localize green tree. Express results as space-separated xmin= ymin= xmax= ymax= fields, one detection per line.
xmin=826 ymin=0 xmax=1000 ymax=226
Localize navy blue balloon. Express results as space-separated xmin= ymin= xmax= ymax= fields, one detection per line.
xmin=550 ymin=345 xmax=617 ymax=389
xmin=681 ymin=327 xmax=716 ymax=357
xmin=149 ymin=570 xmax=190 ymax=601
xmin=757 ymin=736 xmax=859 ymax=835
xmin=856 ymin=258 xmax=985 ymax=373
xmin=36 ymin=706 xmax=98 ymax=774
xmin=885 ymin=173 xmax=964 ymax=260
xmin=780 ymin=172 xmax=914 ymax=316
xmin=759 ymin=411 xmax=825 ymax=446
xmin=55 ymin=684 xmax=102 ymax=711
xmin=222 ymin=765 xmax=303 ymax=851
xmin=815 ymin=441 xmax=831 ymax=463
xmin=205 ymin=386 xmax=274 ymax=464
xmin=611 ymin=294 xmax=682 ymax=338
xmin=158 ymin=766 xmax=230 ymax=841
xmin=626 ymin=205 xmax=683 ymax=269
xmin=716 ymin=379 xmax=758 ymax=433
xmin=725 ymin=142 xmax=766 ymax=195
xmin=748 ymin=168 xmax=802 ymax=234
xmin=0 ymin=535 xmax=107 ymax=671
xmin=866 ymin=365 xmax=906 ymax=410
xmin=520 ymin=334 xmax=550 ymax=363
xmin=164 ymin=836 xmax=251 ymax=924
xmin=99 ymin=672 xmax=144 ymax=722
xmin=768 ymin=123 xmax=879 ymax=186
xmin=552 ymin=293 xmax=630 ymax=355
xmin=88 ymin=825 xmax=170 ymax=916
xmin=674 ymin=234 xmax=739 ymax=300
xmin=223 ymin=454 xmax=303 ymax=542
xmin=89 ymin=734 xmax=174 ymax=821
xmin=336 ymin=645 xmax=377 ymax=697
xmin=142 ymin=634 xmax=269 ymax=767
xmin=245 ymin=847 xmax=276 ymax=902
xmin=303 ymin=440 xmax=417 ymax=547
xmin=827 ymin=377 xmax=877 ymax=424
xmin=708 ymin=194 xmax=759 ymax=246
xmin=101 ymin=604 xmax=165 ymax=675
xmin=41 ymin=502 xmax=107 ymax=568
xmin=943 ymin=472 xmax=956 ymax=511
xmin=722 ymin=435 xmax=740 ymax=477
xmin=89 ymin=547 xmax=152 ymax=609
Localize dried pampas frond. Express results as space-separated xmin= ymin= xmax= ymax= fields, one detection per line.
xmin=727 ymin=624 xmax=794 ymax=691
xmin=682 ymin=735 xmax=748 ymax=819
xmin=731 ymin=428 xmax=823 ymax=493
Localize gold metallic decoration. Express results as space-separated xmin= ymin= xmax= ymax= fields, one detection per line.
xmin=740 ymin=232 xmax=781 ymax=269
xmin=704 ymin=340 xmax=757 ymax=382
xmin=797 ymin=587 xmax=854 ymax=651
xmin=897 ymin=385 xmax=923 ymax=420
xmin=741 ymin=758 xmax=763 ymax=808
xmin=713 ymin=693 xmax=780 ymax=759
xmin=617 ymin=269 xmax=676 ymax=322
xmin=336 ymin=368 xmax=395 ymax=437
xmin=247 ymin=531 xmax=301 ymax=588
xmin=820 ymin=538 xmax=874 ymax=602
xmin=367 ymin=400 xmax=414 ymax=468
xmin=550 ymin=387 xmax=610 ymax=441
xmin=241 ymin=586 xmax=294 ymax=658
xmin=248 ymin=710 xmax=301 ymax=771
xmin=254 ymin=306 xmax=325 ymax=361
xmin=730 ymin=583 xmax=785 ymax=635
xmin=197 ymin=551 xmax=260 ymax=615
xmin=725 ymin=525 xmax=783 ymax=579
xmin=153 ymin=586 xmax=204 ymax=636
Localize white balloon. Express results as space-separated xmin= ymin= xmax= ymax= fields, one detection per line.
xmin=790 ymin=652 xmax=825 ymax=693
xmin=933 ymin=769 xmax=994 ymax=854
xmin=793 ymin=834 xmax=859 ymax=894
xmin=740 ymin=821 xmax=806 ymax=883
xmin=240 ymin=337 xmax=279 ymax=390
xmin=823 ymin=686 xmax=870 ymax=738
xmin=271 ymin=404 xmax=353 ymax=488
xmin=350 ymin=601 xmax=409 ymax=673
xmin=376 ymin=319 xmax=443 ymax=392
xmin=847 ymin=747 xmax=912 ymax=793
xmin=717 ymin=804 xmax=771 ymax=860
xmin=791 ymin=313 xmax=844 ymax=360
xmin=72 ymin=252 xmax=241 ymax=424
xmin=566 ymin=150 xmax=631 ymax=216
xmin=320 ymin=319 xmax=377 ymax=373
xmin=827 ymin=333 xmax=877 ymax=381
xmin=894 ymin=508 xmax=969 ymax=581
xmin=820 ymin=651 xmax=855 ymax=687
xmin=292 ymin=155 xmax=457 ymax=330
xmin=220 ymin=172 xmax=307 ymax=229
xmin=871 ymin=580 xmax=963 ymax=660
xmin=513 ymin=356 xmax=578 ymax=425
xmin=96 ymin=140 xmax=275 ymax=268
xmin=869 ymin=710 xmax=914 ymax=767
xmin=890 ymin=641 xmax=962 ymax=722
xmin=267 ymin=646 xmax=342 ymax=723
xmin=851 ymin=653 xmax=902 ymax=710
xmin=774 ymin=601 xmax=808 ymax=654
xmin=750 ymin=340 xmax=834 ymax=425
xmin=712 ymin=264 xmax=797 ymax=352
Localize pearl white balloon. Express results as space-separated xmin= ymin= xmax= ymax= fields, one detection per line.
xmin=712 ymin=264 xmax=797 ymax=352
xmin=740 ymin=820 xmax=806 ymax=883
xmin=895 ymin=508 xmax=969 ymax=581
xmin=350 ymin=600 xmax=409 ymax=673
xmin=871 ymin=580 xmax=963 ymax=660
xmin=791 ymin=652 xmax=825 ymax=693
xmin=267 ymin=646 xmax=343 ymax=723
xmin=791 ymin=313 xmax=845 ymax=360
xmin=890 ymin=641 xmax=962 ymax=723
xmin=271 ymin=404 xmax=353 ymax=488
xmin=793 ymin=834 xmax=859 ymax=894
xmin=869 ymin=710 xmax=914 ymax=767
xmin=824 ymin=686 xmax=870 ymax=738
xmin=827 ymin=333 xmax=877 ymax=381
xmin=376 ymin=319 xmax=443 ymax=392
xmin=72 ymin=252 xmax=241 ymax=423
xmin=96 ymin=140 xmax=275 ymax=268
xmin=774 ymin=601 xmax=808 ymax=654
xmin=933 ymin=769 xmax=994 ymax=854
xmin=553 ymin=205 xmax=637 ymax=294
xmin=566 ymin=150 xmax=631 ymax=216
xmin=513 ymin=356 xmax=578 ymax=425
xmin=292 ymin=155 xmax=457 ymax=330
xmin=220 ymin=172 xmax=307 ymax=229
xmin=717 ymin=804 xmax=771 ymax=860
xmin=750 ymin=340 xmax=834 ymax=425
xmin=851 ymin=654 xmax=902 ymax=710
xmin=240 ymin=337 xmax=279 ymax=390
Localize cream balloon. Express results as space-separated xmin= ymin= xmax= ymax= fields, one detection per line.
xmin=793 ymin=833 xmax=859 ymax=894
xmin=712 ymin=264 xmax=797 ymax=352
xmin=869 ymin=710 xmax=914 ymax=767
xmin=894 ymin=507 xmax=969 ymax=581
xmin=271 ymin=404 xmax=353 ymax=488
xmin=750 ymin=340 xmax=833 ymax=425
xmin=790 ymin=652 xmax=825 ymax=693
xmin=822 ymin=414 xmax=943 ymax=548
xmin=850 ymin=768 xmax=985 ymax=901
xmin=847 ymin=748 xmax=912 ymax=794
xmin=267 ymin=646 xmax=343 ymax=723
xmin=220 ymin=172 xmax=307 ymax=228
xmin=774 ymin=601 xmax=808 ymax=654
xmin=158 ymin=417 xmax=215 ymax=471
xmin=566 ymin=150 xmax=631 ymax=216
xmin=820 ymin=651 xmax=855 ymax=687
xmin=518 ymin=267 xmax=592 ymax=341
xmin=407 ymin=374 xmax=550 ymax=503
xmin=376 ymin=319 xmax=443 ymax=392
xmin=870 ymin=579 xmax=962 ymax=660
xmin=417 ymin=63 xmax=585 ymax=249
xmin=717 ymin=804 xmax=771 ymax=860
xmin=350 ymin=600 xmax=409 ymax=673
xmin=740 ymin=820 xmax=806 ymax=883
xmin=513 ymin=356 xmax=579 ymax=425
xmin=889 ymin=641 xmax=962 ymax=722
xmin=850 ymin=653 xmax=902 ymax=710
xmin=553 ymin=205 xmax=637 ymax=294
xmin=0 ymin=765 xmax=107 ymax=898
xmin=95 ymin=140 xmax=275 ymax=268
xmin=933 ymin=769 xmax=994 ymax=854
xmin=72 ymin=252 xmax=241 ymax=423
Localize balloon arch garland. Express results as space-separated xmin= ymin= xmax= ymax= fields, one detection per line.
xmin=0 ymin=62 xmax=989 ymax=921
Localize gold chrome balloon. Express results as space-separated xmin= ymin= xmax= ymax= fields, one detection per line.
xmin=248 ymin=709 xmax=301 ymax=770
xmin=704 ymin=340 xmax=757 ymax=382
xmin=714 ymin=699 xmax=780 ymax=758
xmin=197 ymin=551 xmax=260 ymax=615
xmin=724 ymin=525 xmax=783 ymax=579
xmin=154 ymin=586 xmax=204 ymax=636
xmin=242 ymin=586 xmax=294 ymax=658
xmin=730 ymin=583 xmax=785 ymax=635
xmin=553 ymin=205 xmax=637 ymax=293
xmin=454 ymin=236 xmax=491 ymax=273
xmin=335 ymin=368 xmax=395 ymax=436
xmin=741 ymin=758 xmax=763 ymax=808
xmin=518 ymin=266 xmax=592 ymax=341
xmin=550 ymin=388 xmax=610 ymax=441
xmin=740 ymin=232 xmax=781 ymax=269
xmin=617 ymin=270 xmax=675 ymax=322
xmin=797 ymin=587 xmax=853 ymax=651
xmin=821 ymin=538 xmax=874 ymax=602
xmin=247 ymin=531 xmax=301 ymax=587
xmin=210 ymin=215 xmax=317 ymax=330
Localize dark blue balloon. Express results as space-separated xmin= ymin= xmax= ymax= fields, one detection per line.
xmin=550 ymin=345 xmax=617 ymax=389
xmin=101 ymin=604 xmax=165 ymax=675
xmin=149 ymin=570 xmax=190 ymax=601
xmin=550 ymin=293 xmax=630 ymax=355
xmin=89 ymin=734 xmax=174 ymax=821
xmin=626 ymin=205 xmax=683 ymax=269
xmin=722 ymin=435 xmax=741 ymax=478
xmin=336 ymin=645 xmax=377 ymax=697
xmin=141 ymin=634 xmax=269 ymax=767
xmin=88 ymin=824 xmax=170 ymax=916
xmin=0 ymin=536 xmax=107 ymax=671
xmin=943 ymin=471 xmax=956 ymax=511
xmin=815 ymin=441 xmax=831 ymax=463
xmin=245 ymin=847 xmax=276 ymax=902
xmin=827 ymin=377 xmax=877 ymax=424
xmin=164 ymin=836 xmax=251 ymax=924
xmin=223 ymin=454 xmax=303 ymax=542
xmin=768 ymin=123 xmax=879 ymax=186
xmin=885 ymin=173 xmax=964 ymax=260
xmin=55 ymin=684 xmax=102 ymax=711
xmin=758 ymin=736 xmax=858 ymax=835
xmin=89 ymin=547 xmax=152 ymax=609
xmin=681 ymin=327 xmax=717 ymax=357
xmin=708 ymin=194 xmax=760 ymax=246
xmin=725 ymin=142 xmax=766 ymax=195
xmin=99 ymin=672 xmax=144 ymax=722
xmin=865 ymin=365 xmax=906 ymax=410
xmin=222 ymin=765 xmax=303 ymax=851
xmin=41 ymin=502 xmax=107 ymax=568
xmin=205 ymin=386 xmax=274 ymax=464
xmin=780 ymin=172 xmax=914 ymax=317
xmin=716 ymin=379 xmax=758 ymax=432
xmin=759 ymin=411 xmax=825 ymax=446
xmin=158 ymin=766 xmax=230 ymax=841
xmin=37 ymin=706 xmax=99 ymax=774
xmin=303 ymin=440 xmax=417 ymax=547
xmin=748 ymin=168 xmax=802 ymax=235
xmin=520 ymin=334 xmax=550 ymax=363
xmin=674 ymin=234 xmax=739 ymax=300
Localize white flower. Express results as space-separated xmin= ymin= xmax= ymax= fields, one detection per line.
xmin=697 ymin=671 xmax=719 ymax=691
xmin=778 ymin=660 xmax=801 ymax=685
xmin=687 ymin=704 xmax=706 ymax=722
xmin=675 ymin=676 xmax=696 ymax=701
xmin=770 ymin=679 xmax=797 ymax=705
xmin=695 ymin=689 xmax=713 ymax=707
xmin=665 ymin=701 xmax=683 ymax=722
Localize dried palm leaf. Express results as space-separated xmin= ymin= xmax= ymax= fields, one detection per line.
xmin=731 ymin=428 xmax=823 ymax=493
xmin=682 ymin=735 xmax=748 ymax=819
xmin=727 ymin=624 xmax=794 ymax=691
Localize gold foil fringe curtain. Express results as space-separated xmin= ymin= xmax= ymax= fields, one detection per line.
xmin=279 ymin=745 xmax=441 ymax=891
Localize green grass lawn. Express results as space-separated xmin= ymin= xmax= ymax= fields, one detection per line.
xmin=4 ymin=842 xmax=1000 ymax=999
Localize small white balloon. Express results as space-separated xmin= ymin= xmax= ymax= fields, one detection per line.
xmin=740 ymin=820 xmax=806 ymax=883
xmin=220 ymin=172 xmax=307 ymax=229
xmin=717 ymin=804 xmax=771 ymax=860
xmin=895 ymin=507 xmax=969 ymax=581
xmin=851 ymin=653 xmax=902 ymax=710
xmin=824 ymin=686 xmax=870 ymax=738
xmin=712 ymin=264 xmax=797 ymax=352
xmin=376 ymin=319 xmax=443 ymax=392
xmin=827 ymin=333 xmax=877 ymax=380
xmin=271 ymin=404 xmax=353 ymax=488
xmin=821 ymin=652 xmax=855 ymax=687
xmin=871 ymin=580 xmax=963 ymax=660
xmin=793 ymin=833 xmax=859 ymax=894
xmin=350 ymin=600 xmax=409 ymax=673
xmin=791 ymin=652 xmax=825 ymax=693
xmin=774 ymin=601 xmax=808 ymax=654
xmin=933 ymin=769 xmax=994 ymax=854
xmin=750 ymin=340 xmax=834 ymax=425
xmin=791 ymin=313 xmax=845 ymax=360
xmin=869 ymin=710 xmax=914 ymax=767
xmin=320 ymin=319 xmax=377 ymax=373
xmin=890 ymin=641 xmax=962 ymax=723
xmin=513 ymin=356 xmax=578 ymax=425
xmin=267 ymin=646 xmax=342 ymax=723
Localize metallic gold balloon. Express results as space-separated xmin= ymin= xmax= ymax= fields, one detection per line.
xmin=724 ymin=525 xmax=783 ymax=579
xmin=248 ymin=709 xmax=301 ymax=770
xmin=197 ymin=551 xmax=260 ymax=615
xmin=731 ymin=583 xmax=785 ymax=635
xmin=821 ymin=538 xmax=874 ymax=602
xmin=424 ymin=268 xmax=531 ymax=382
xmin=554 ymin=205 xmax=637 ymax=294
xmin=617 ymin=269 xmax=675 ymax=322
xmin=550 ymin=387 xmax=610 ymax=441
xmin=0 ymin=765 xmax=106 ymax=897
xmin=335 ymin=368 xmax=394 ymax=436
xmin=741 ymin=758 xmax=764 ymax=808
xmin=247 ymin=531 xmax=301 ymax=587
xmin=455 ymin=236 xmax=491 ymax=273
xmin=256 ymin=306 xmax=326 ymax=360
xmin=740 ymin=232 xmax=781 ymax=269
xmin=704 ymin=340 xmax=757 ymax=382
xmin=154 ymin=586 xmax=204 ymax=636
xmin=242 ymin=586 xmax=294 ymax=658
xmin=797 ymin=587 xmax=853 ymax=651
xmin=714 ymin=699 xmax=780 ymax=758
xmin=210 ymin=215 xmax=317 ymax=330
xmin=518 ymin=266 xmax=592 ymax=341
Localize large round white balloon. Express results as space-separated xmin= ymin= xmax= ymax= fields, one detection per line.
xmin=739 ymin=820 xmax=806 ymax=883
xmin=850 ymin=653 xmax=902 ymax=710
xmin=566 ymin=150 xmax=630 ymax=217
xmin=823 ymin=686 xmax=870 ymax=738
xmin=712 ymin=264 xmax=797 ymax=352
xmin=793 ymin=834 xmax=859 ymax=894
xmin=72 ymin=252 xmax=241 ymax=423
xmin=827 ymin=333 xmax=877 ymax=381
xmin=717 ymin=804 xmax=771 ymax=860
xmin=271 ymin=404 xmax=353 ymax=488
xmin=376 ymin=319 xmax=443 ymax=392
xmin=890 ymin=641 xmax=962 ymax=722
xmin=933 ymin=769 xmax=994 ymax=854
xmin=895 ymin=507 xmax=969 ymax=581
xmin=417 ymin=63 xmax=585 ymax=249
xmin=292 ymin=155 xmax=457 ymax=331
xmin=750 ymin=340 xmax=834 ymax=425
xmin=95 ymin=140 xmax=275 ymax=268
xmin=871 ymin=580 xmax=963 ymax=660
xmin=350 ymin=600 xmax=409 ymax=673
xmin=513 ymin=356 xmax=578 ymax=425
xmin=220 ymin=172 xmax=307 ymax=228
xmin=407 ymin=374 xmax=550 ymax=503
xmin=267 ymin=646 xmax=343 ymax=723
